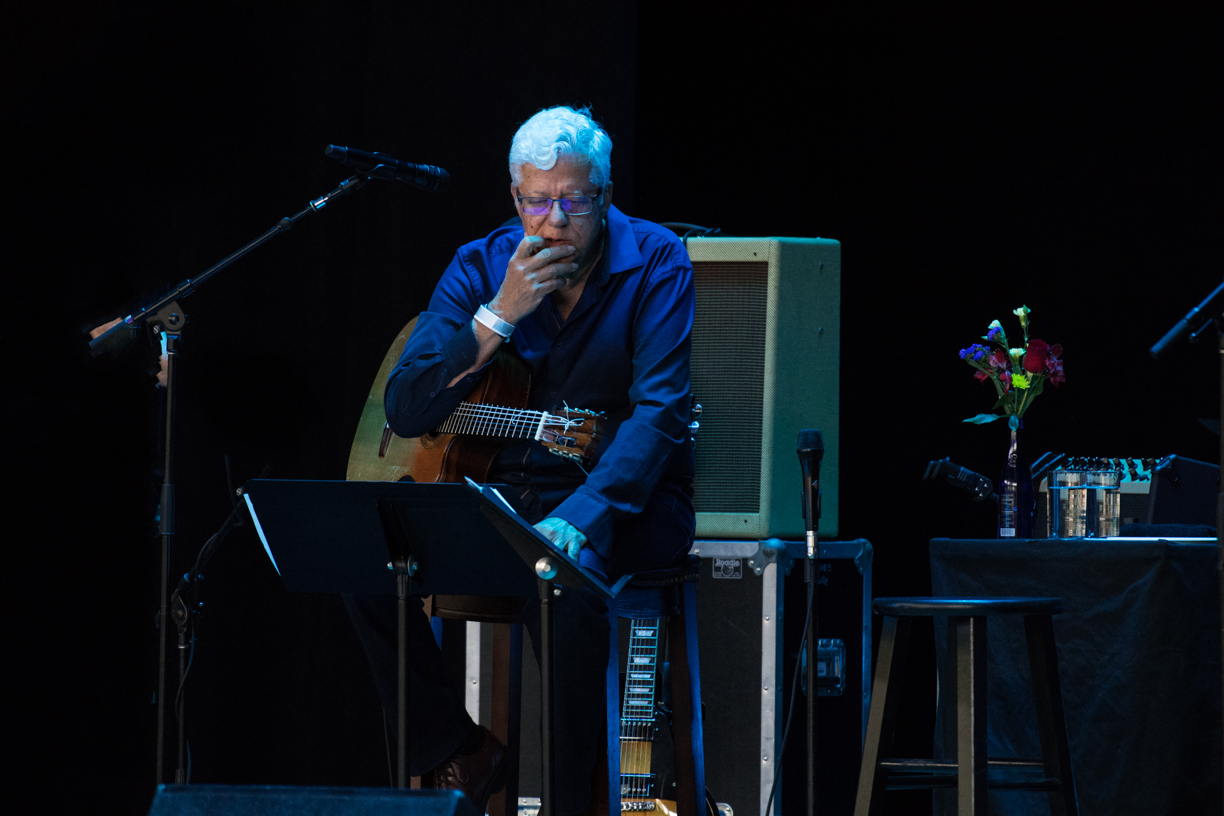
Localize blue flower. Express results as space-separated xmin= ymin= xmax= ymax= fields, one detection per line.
xmin=960 ymin=343 xmax=989 ymax=362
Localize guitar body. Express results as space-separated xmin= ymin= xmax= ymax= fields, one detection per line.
xmin=347 ymin=316 xmax=532 ymax=484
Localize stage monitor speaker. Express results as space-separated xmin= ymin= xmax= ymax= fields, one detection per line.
xmin=1147 ymin=454 xmax=1220 ymax=527
xmin=686 ymin=236 xmax=840 ymax=539
xmin=147 ymin=785 xmax=479 ymax=816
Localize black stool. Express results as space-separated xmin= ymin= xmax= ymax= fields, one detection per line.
xmin=854 ymin=597 xmax=1078 ymax=816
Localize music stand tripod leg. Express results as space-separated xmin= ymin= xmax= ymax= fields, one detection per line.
xmin=538 ymin=575 xmax=557 ymax=816
xmin=398 ymin=572 xmax=409 ymax=789
xmin=378 ymin=499 xmax=417 ymax=789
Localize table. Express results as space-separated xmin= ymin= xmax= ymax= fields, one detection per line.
xmin=929 ymin=537 xmax=1221 ymax=816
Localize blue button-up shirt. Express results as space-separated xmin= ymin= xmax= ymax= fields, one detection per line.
xmin=384 ymin=205 xmax=695 ymax=558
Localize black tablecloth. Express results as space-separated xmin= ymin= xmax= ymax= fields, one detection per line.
xmin=930 ymin=538 xmax=1221 ymax=816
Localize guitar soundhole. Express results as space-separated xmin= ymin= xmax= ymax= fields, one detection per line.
xmin=419 ymin=432 xmax=441 ymax=450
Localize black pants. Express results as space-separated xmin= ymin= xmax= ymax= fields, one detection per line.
xmin=343 ymin=479 xmax=694 ymax=814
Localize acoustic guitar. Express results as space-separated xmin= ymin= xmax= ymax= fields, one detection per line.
xmin=347 ymin=316 xmax=603 ymax=483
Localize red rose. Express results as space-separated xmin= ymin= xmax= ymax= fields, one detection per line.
xmin=1023 ymin=339 xmax=1050 ymax=374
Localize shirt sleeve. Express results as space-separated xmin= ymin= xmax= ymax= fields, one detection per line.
xmin=548 ymin=242 xmax=695 ymax=556
xmin=383 ymin=250 xmax=494 ymax=439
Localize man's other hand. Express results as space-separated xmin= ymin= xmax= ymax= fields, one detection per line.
xmin=534 ymin=517 xmax=587 ymax=560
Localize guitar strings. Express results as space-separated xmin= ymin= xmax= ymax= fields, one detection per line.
xmin=448 ymin=404 xmax=588 ymax=434
xmin=622 ymin=617 xmax=660 ymax=800
xmin=438 ymin=404 xmax=541 ymax=437
xmin=437 ymin=402 xmax=591 ymax=438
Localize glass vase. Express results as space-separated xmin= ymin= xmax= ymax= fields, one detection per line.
xmin=998 ymin=418 xmax=1034 ymax=538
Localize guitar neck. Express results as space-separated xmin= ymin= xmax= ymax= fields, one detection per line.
xmin=621 ymin=618 xmax=661 ymax=801
xmin=435 ymin=402 xmax=548 ymax=440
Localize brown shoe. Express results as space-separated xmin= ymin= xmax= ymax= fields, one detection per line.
xmin=426 ymin=726 xmax=511 ymax=815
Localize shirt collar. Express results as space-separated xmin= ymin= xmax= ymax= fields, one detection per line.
xmin=601 ymin=205 xmax=642 ymax=283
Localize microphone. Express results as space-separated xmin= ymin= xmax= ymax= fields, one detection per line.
xmin=324 ymin=145 xmax=450 ymax=193
xmin=797 ymin=429 xmax=824 ymax=559
xmin=1150 ymin=280 xmax=1224 ymax=359
xmin=922 ymin=458 xmax=997 ymax=503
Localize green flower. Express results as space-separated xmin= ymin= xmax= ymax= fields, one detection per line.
xmin=984 ymin=320 xmax=1007 ymax=346
xmin=1012 ymin=305 xmax=1031 ymax=330
xmin=1011 ymin=371 xmax=1031 ymax=389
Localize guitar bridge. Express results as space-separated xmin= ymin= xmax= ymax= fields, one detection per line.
xmin=621 ymin=802 xmax=656 ymax=812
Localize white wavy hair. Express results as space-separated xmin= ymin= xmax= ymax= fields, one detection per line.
xmin=508 ymin=106 xmax=612 ymax=188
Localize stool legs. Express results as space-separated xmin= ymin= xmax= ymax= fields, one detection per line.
xmin=952 ymin=615 xmax=987 ymax=816
xmin=487 ymin=622 xmax=524 ymax=816
xmin=1023 ymin=615 xmax=1078 ymax=816
xmin=668 ymin=582 xmax=706 ymax=816
xmin=855 ymin=615 xmax=912 ymax=816
xmin=606 ymin=600 xmax=622 ymax=816
xmin=856 ymin=611 xmax=1077 ymax=816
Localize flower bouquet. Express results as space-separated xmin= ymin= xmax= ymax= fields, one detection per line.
xmin=959 ymin=305 xmax=1065 ymax=431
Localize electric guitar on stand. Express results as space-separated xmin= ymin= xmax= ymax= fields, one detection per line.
xmin=621 ymin=617 xmax=671 ymax=812
xmin=620 ymin=618 xmax=719 ymax=816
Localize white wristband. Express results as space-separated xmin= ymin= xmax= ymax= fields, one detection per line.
xmin=475 ymin=304 xmax=515 ymax=342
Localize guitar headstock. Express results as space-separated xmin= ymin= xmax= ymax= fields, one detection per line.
xmin=540 ymin=408 xmax=604 ymax=464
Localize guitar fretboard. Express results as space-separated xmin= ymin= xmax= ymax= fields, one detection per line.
xmin=435 ymin=402 xmax=555 ymax=440
xmin=620 ymin=618 xmax=660 ymax=800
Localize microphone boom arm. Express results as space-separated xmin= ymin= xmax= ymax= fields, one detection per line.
xmin=89 ymin=175 xmax=367 ymax=354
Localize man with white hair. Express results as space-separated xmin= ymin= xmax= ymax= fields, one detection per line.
xmin=347 ymin=106 xmax=696 ymax=814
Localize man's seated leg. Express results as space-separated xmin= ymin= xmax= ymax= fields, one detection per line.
xmin=342 ymin=592 xmax=511 ymax=810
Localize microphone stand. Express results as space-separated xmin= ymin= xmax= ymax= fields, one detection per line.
xmin=168 ymin=491 xmax=252 ymax=783
xmin=804 ymin=506 xmax=821 ymax=816
xmin=89 ymin=174 xmax=369 ymax=787
xmin=1150 ymin=281 xmax=1224 ymax=799
xmin=799 ymin=450 xmax=821 ymax=816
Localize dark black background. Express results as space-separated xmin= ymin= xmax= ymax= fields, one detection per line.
xmin=5 ymin=3 xmax=1220 ymax=814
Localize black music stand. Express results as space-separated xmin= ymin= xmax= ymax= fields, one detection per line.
xmin=241 ymin=478 xmax=631 ymax=814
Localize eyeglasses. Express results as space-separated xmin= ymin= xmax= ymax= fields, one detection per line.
xmin=516 ymin=188 xmax=602 ymax=216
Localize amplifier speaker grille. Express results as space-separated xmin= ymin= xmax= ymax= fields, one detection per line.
xmin=691 ymin=262 xmax=769 ymax=514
